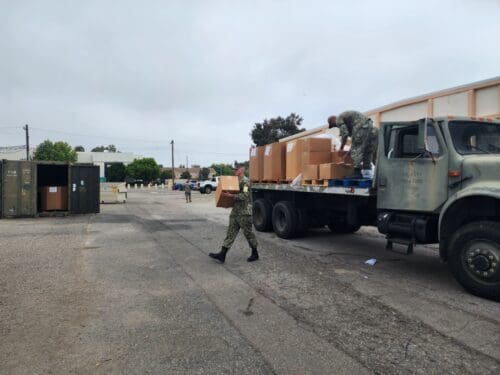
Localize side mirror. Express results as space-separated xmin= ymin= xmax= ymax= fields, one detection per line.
xmin=417 ymin=119 xmax=430 ymax=152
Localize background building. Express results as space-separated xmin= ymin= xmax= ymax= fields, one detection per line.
xmin=282 ymin=76 xmax=500 ymax=143
xmin=77 ymin=151 xmax=142 ymax=178
xmin=0 ymin=145 xmax=34 ymax=160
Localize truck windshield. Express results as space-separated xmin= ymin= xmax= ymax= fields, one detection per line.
xmin=449 ymin=121 xmax=500 ymax=155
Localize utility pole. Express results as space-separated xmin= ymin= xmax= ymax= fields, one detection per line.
xmin=171 ymin=140 xmax=175 ymax=189
xmin=23 ymin=124 xmax=30 ymax=160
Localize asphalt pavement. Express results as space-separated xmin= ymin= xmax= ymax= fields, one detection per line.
xmin=0 ymin=189 xmax=499 ymax=374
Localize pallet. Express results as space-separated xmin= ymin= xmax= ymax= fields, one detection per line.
xmin=302 ymin=179 xmax=329 ymax=186
xmin=329 ymin=178 xmax=373 ymax=188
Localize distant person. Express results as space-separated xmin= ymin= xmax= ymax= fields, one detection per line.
xmin=209 ymin=168 xmax=259 ymax=263
xmin=184 ymin=181 xmax=192 ymax=203
xmin=328 ymin=111 xmax=378 ymax=178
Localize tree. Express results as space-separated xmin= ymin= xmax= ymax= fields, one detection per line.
xmin=160 ymin=169 xmax=172 ymax=180
xmin=199 ymin=167 xmax=210 ymax=180
xmin=126 ymin=158 xmax=160 ymax=182
xmin=210 ymin=163 xmax=234 ymax=176
xmin=106 ymin=163 xmax=126 ymax=182
xmin=180 ymin=170 xmax=191 ymax=179
xmin=33 ymin=140 xmax=77 ymax=162
xmin=91 ymin=144 xmax=117 ymax=152
xmin=250 ymin=113 xmax=305 ymax=146
xmin=74 ymin=145 xmax=85 ymax=152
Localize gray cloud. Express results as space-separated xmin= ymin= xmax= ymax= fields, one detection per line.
xmin=1 ymin=0 xmax=499 ymax=166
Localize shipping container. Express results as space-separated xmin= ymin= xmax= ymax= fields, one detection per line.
xmin=1 ymin=160 xmax=37 ymax=218
xmin=0 ymin=160 xmax=100 ymax=218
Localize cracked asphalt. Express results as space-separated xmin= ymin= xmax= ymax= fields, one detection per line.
xmin=1 ymin=189 xmax=499 ymax=374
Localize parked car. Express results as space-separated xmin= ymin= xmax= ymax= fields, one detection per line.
xmin=125 ymin=177 xmax=144 ymax=185
xmin=199 ymin=176 xmax=220 ymax=194
xmin=174 ymin=180 xmax=198 ymax=191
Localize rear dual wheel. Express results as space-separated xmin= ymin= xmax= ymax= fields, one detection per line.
xmin=271 ymin=201 xmax=309 ymax=239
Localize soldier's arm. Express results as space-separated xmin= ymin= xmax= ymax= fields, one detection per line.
xmin=233 ymin=191 xmax=248 ymax=201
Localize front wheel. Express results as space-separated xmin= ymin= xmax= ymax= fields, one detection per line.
xmin=448 ymin=221 xmax=500 ymax=301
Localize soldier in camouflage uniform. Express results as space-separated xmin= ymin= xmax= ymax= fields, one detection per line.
xmin=209 ymin=171 xmax=259 ymax=263
xmin=328 ymin=111 xmax=378 ymax=178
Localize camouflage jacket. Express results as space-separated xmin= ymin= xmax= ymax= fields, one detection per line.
xmin=231 ymin=180 xmax=252 ymax=216
xmin=337 ymin=110 xmax=371 ymax=143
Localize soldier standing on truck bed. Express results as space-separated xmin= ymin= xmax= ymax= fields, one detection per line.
xmin=209 ymin=169 xmax=259 ymax=263
xmin=328 ymin=111 xmax=378 ymax=179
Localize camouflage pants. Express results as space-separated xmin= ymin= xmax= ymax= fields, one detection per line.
xmin=222 ymin=214 xmax=258 ymax=250
xmin=185 ymin=192 xmax=191 ymax=202
xmin=351 ymin=125 xmax=379 ymax=169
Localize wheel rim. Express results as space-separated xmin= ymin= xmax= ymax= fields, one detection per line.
xmin=275 ymin=209 xmax=287 ymax=232
xmin=463 ymin=240 xmax=500 ymax=283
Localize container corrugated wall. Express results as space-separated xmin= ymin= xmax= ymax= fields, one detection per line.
xmin=1 ymin=160 xmax=36 ymax=218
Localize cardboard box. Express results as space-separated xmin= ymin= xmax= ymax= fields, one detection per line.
xmin=319 ymin=163 xmax=354 ymax=180
xmin=302 ymin=138 xmax=331 ymax=152
xmin=285 ymin=139 xmax=305 ymax=181
xmin=302 ymin=151 xmax=331 ymax=166
xmin=40 ymin=186 xmax=68 ymax=211
xmin=215 ymin=176 xmax=240 ymax=208
xmin=331 ymin=151 xmax=353 ymax=164
xmin=249 ymin=146 xmax=265 ymax=182
xmin=302 ymin=165 xmax=319 ymax=180
xmin=263 ymin=142 xmax=286 ymax=181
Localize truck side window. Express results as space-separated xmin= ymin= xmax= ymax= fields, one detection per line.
xmin=386 ymin=125 xmax=441 ymax=159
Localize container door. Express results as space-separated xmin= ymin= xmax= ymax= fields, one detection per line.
xmin=2 ymin=160 xmax=36 ymax=217
xmin=70 ymin=165 xmax=100 ymax=214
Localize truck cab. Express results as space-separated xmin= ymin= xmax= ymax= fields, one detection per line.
xmin=376 ymin=117 xmax=500 ymax=300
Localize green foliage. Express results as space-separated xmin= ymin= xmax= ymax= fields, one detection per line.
xmin=199 ymin=167 xmax=210 ymax=180
xmin=74 ymin=145 xmax=85 ymax=152
xmin=33 ymin=140 xmax=77 ymax=162
xmin=106 ymin=163 xmax=126 ymax=182
xmin=250 ymin=113 xmax=305 ymax=146
xmin=91 ymin=144 xmax=117 ymax=152
xmin=160 ymin=169 xmax=172 ymax=180
xmin=210 ymin=163 xmax=234 ymax=176
xmin=180 ymin=170 xmax=191 ymax=179
xmin=126 ymin=158 xmax=160 ymax=182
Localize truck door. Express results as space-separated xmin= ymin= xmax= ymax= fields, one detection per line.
xmin=377 ymin=122 xmax=449 ymax=212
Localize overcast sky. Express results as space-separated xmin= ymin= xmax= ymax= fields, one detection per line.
xmin=1 ymin=0 xmax=499 ymax=166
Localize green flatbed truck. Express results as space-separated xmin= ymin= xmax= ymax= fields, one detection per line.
xmin=251 ymin=117 xmax=500 ymax=301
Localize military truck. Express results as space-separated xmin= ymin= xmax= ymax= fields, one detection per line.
xmin=251 ymin=117 xmax=500 ymax=301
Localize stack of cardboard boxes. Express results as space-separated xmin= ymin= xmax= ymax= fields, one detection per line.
xmin=248 ymin=137 xmax=354 ymax=184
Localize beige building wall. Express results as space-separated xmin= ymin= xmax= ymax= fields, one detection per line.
xmin=282 ymin=76 xmax=500 ymax=143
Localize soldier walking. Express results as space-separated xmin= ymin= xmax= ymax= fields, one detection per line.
xmin=184 ymin=181 xmax=192 ymax=203
xmin=209 ymin=169 xmax=259 ymax=263
xmin=328 ymin=111 xmax=378 ymax=178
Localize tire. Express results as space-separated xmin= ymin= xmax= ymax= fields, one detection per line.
xmin=328 ymin=220 xmax=361 ymax=234
xmin=204 ymin=185 xmax=212 ymax=194
xmin=253 ymin=199 xmax=273 ymax=232
xmin=447 ymin=221 xmax=500 ymax=301
xmin=272 ymin=201 xmax=298 ymax=239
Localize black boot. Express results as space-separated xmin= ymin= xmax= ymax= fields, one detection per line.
xmin=209 ymin=247 xmax=228 ymax=263
xmin=247 ymin=247 xmax=259 ymax=262
xmin=347 ymin=167 xmax=363 ymax=179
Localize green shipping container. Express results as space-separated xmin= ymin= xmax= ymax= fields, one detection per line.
xmin=1 ymin=160 xmax=37 ymax=218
